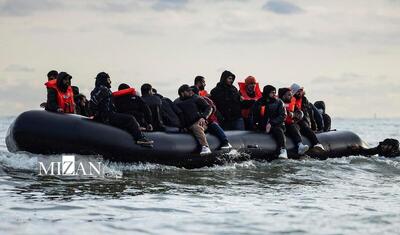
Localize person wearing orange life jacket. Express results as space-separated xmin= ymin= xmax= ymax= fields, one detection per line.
xmin=252 ymin=85 xmax=288 ymax=159
xmin=194 ymin=76 xmax=209 ymax=97
xmin=40 ymin=70 xmax=59 ymax=109
xmin=290 ymin=84 xmax=325 ymax=151
xmin=278 ymin=88 xmax=310 ymax=155
xmin=44 ymin=72 xmax=75 ymax=113
xmin=113 ymin=83 xmax=153 ymax=131
xmin=239 ymin=76 xmax=262 ymax=130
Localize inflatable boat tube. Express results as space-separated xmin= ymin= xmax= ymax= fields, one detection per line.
xmin=6 ymin=111 xmax=369 ymax=168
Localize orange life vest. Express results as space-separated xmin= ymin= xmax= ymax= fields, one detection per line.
xmin=292 ymin=96 xmax=302 ymax=110
xmin=238 ymin=82 xmax=262 ymax=118
xmin=45 ymin=79 xmax=75 ymax=113
xmin=284 ymin=101 xmax=296 ymax=125
xmin=112 ymin=88 xmax=137 ymax=97
xmin=199 ymin=90 xmax=208 ymax=97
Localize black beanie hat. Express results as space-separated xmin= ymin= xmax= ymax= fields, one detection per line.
xmin=118 ymin=83 xmax=130 ymax=91
xmin=178 ymin=84 xmax=191 ymax=96
xmin=278 ymin=87 xmax=291 ymax=99
xmin=263 ymin=85 xmax=276 ymax=98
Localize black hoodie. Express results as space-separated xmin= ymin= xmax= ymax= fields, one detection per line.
xmin=90 ymin=72 xmax=115 ymax=120
xmin=252 ymin=85 xmax=286 ymax=130
xmin=210 ymin=70 xmax=242 ymax=122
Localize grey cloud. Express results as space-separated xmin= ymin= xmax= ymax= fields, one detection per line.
xmin=263 ymin=0 xmax=303 ymax=15
xmin=152 ymin=0 xmax=188 ymax=11
xmin=0 ymin=0 xmax=62 ymax=16
xmin=4 ymin=64 xmax=35 ymax=73
xmin=89 ymin=0 xmax=139 ymax=13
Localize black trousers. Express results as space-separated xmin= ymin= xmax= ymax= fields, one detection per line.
xmin=102 ymin=112 xmax=144 ymax=141
xmin=286 ymin=123 xmax=302 ymax=145
xmin=298 ymin=120 xmax=319 ymax=146
xmin=270 ymin=125 xmax=286 ymax=151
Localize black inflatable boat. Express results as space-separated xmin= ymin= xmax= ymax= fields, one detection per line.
xmin=6 ymin=111 xmax=369 ymax=168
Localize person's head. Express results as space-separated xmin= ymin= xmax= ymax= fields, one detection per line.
xmin=245 ymin=76 xmax=257 ymax=94
xmin=118 ymin=83 xmax=130 ymax=91
xmin=72 ymin=86 xmax=79 ymax=96
xmin=314 ymin=101 xmax=326 ymax=114
xmin=262 ymin=85 xmax=276 ymax=100
xmin=47 ymin=70 xmax=58 ymax=81
xmin=220 ymin=70 xmax=235 ymax=86
xmin=141 ymin=83 xmax=153 ymax=96
xmin=95 ymin=72 xmax=111 ymax=88
xmin=194 ymin=76 xmax=206 ymax=90
xmin=290 ymin=83 xmax=304 ymax=99
xmin=278 ymin=87 xmax=292 ymax=103
xmin=56 ymin=72 xmax=72 ymax=92
xmin=190 ymin=85 xmax=200 ymax=95
xmin=178 ymin=84 xmax=193 ymax=98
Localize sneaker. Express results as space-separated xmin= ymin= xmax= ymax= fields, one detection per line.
xmin=220 ymin=142 xmax=232 ymax=150
xmin=313 ymin=143 xmax=325 ymax=151
xmin=297 ymin=143 xmax=309 ymax=155
xmin=200 ymin=146 xmax=212 ymax=155
xmin=136 ymin=137 xmax=154 ymax=145
xmin=278 ymin=148 xmax=288 ymax=159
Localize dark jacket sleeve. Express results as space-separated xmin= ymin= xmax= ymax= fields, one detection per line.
xmin=311 ymin=103 xmax=324 ymax=131
xmin=46 ymin=88 xmax=59 ymax=112
xmin=196 ymin=97 xmax=212 ymax=119
xmin=137 ymin=97 xmax=152 ymax=125
xmin=269 ymin=100 xmax=286 ymax=126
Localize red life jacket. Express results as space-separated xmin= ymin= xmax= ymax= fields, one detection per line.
xmin=112 ymin=88 xmax=137 ymax=97
xmin=199 ymin=90 xmax=209 ymax=97
xmin=238 ymin=82 xmax=262 ymax=118
xmin=45 ymin=79 xmax=75 ymax=113
xmin=284 ymin=101 xmax=296 ymax=125
xmin=292 ymin=96 xmax=302 ymax=110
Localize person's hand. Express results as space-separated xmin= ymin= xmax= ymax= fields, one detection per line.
xmin=265 ymin=123 xmax=271 ymax=133
xmin=146 ymin=124 xmax=153 ymax=131
xmin=198 ymin=118 xmax=207 ymax=128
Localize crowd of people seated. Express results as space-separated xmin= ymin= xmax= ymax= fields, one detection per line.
xmin=43 ymin=70 xmax=331 ymax=157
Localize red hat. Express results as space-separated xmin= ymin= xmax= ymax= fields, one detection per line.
xmin=245 ymin=76 xmax=257 ymax=85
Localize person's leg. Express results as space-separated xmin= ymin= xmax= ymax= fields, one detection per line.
xmin=108 ymin=112 xmax=144 ymax=141
xmin=298 ymin=121 xmax=319 ymax=146
xmin=270 ymin=126 xmax=286 ymax=151
xmin=286 ymin=124 xmax=302 ymax=145
xmin=189 ymin=121 xmax=209 ymax=147
xmin=208 ymin=122 xmax=228 ymax=144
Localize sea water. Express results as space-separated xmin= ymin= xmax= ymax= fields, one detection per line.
xmin=0 ymin=116 xmax=399 ymax=235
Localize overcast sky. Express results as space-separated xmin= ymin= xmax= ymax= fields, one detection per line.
xmin=0 ymin=0 xmax=399 ymax=118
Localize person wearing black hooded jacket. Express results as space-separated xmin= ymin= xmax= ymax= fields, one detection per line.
xmin=141 ymin=84 xmax=165 ymax=131
xmin=89 ymin=72 xmax=153 ymax=146
xmin=210 ymin=70 xmax=244 ymax=130
xmin=252 ymin=85 xmax=288 ymax=159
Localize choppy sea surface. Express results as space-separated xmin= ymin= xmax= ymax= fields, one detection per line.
xmin=0 ymin=116 xmax=399 ymax=235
